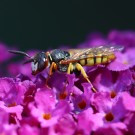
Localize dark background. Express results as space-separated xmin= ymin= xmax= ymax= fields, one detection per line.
xmin=0 ymin=0 xmax=134 ymax=50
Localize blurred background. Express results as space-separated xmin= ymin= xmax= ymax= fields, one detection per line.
xmin=0 ymin=0 xmax=134 ymax=50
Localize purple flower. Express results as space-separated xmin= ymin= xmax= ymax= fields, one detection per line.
xmin=93 ymin=124 xmax=126 ymax=135
xmin=0 ymin=77 xmax=24 ymax=105
xmin=0 ymin=101 xmax=23 ymax=120
xmin=76 ymin=91 xmax=135 ymax=134
xmin=18 ymin=124 xmax=40 ymax=135
xmin=29 ymin=88 xmax=70 ymax=127
xmin=92 ymin=92 xmax=135 ymax=133
xmin=70 ymin=83 xmax=93 ymax=112
xmin=0 ymin=109 xmax=18 ymax=134
xmin=108 ymin=48 xmax=135 ymax=71
xmin=0 ymin=77 xmax=36 ymax=106
xmin=8 ymin=62 xmax=33 ymax=79
xmin=0 ymin=30 xmax=135 ymax=134
xmin=108 ymin=30 xmax=135 ymax=48
xmin=49 ymin=114 xmax=76 ymax=135
xmin=77 ymin=108 xmax=104 ymax=134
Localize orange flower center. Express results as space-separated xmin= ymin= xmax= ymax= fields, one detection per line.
xmin=110 ymin=90 xmax=116 ymax=98
xmin=105 ymin=112 xmax=114 ymax=121
xmin=59 ymin=91 xmax=67 ymax=99
xmin=123 ymin=61 xmax=128 ymax=65
xmin=78 ymin=100 xmax=86 ymax=110
xmin=43 ymin=113 xmax=51 ymax=120
xmin=8 ymin=102 xmax=17 ymax=107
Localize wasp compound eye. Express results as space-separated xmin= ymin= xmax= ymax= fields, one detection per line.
xmin=31 ymin=52 xmax=48 ymax=75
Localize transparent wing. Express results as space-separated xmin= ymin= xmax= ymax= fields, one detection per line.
xmin=61 ymin=45 xmax=124 ymax=64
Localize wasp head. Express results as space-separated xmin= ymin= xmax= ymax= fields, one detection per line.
xmin=8 ymin=50 xmax=48 ymax=75
xmin=31 ymin=52 xmax=48 ymax=75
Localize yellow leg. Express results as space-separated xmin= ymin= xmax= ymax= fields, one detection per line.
xmin=49 ymin=62 xmax=57 ymax=75
xmin=75 ymin=63 xmax=97 ymax=93
xmin=67 ymin=63 xmax=74 ymax=74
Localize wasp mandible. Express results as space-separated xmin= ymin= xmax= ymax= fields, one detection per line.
xmin=9 ymin=46 xmax=124 ymax=92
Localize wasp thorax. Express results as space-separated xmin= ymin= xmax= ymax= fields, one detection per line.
xmin=31 ymin=52 xmax=48 ymax=75
xmin=50 ymin=49 xmax=70 ymax=63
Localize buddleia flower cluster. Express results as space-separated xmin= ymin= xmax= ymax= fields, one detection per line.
xmin=0 ymin=30 xmax=135 ymax=135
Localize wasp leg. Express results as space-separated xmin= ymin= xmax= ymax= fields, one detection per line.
xmin=45 ymin=62 xmax=57 ymax=88
xmin=67 ymin=63 xmax=74 ymax=74
xmin=75 ymin=63 xmax=97 ymax=93
xmin=65 ymin=63 xmax=74 ymax=87
xmin=49 ymin=62 xmax=57 ymax=76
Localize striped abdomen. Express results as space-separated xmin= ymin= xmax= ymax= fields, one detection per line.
xmin=79 ymin=53 xmax=116 ymax=66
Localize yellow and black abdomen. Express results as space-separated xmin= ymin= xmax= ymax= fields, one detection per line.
xmin=79 ymin=53 xmax=116 ymax=66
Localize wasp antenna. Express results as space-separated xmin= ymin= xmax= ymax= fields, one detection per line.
xmin=8 ymin=50 xmax=31 ymax=58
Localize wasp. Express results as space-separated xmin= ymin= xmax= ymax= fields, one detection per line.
xmin=9 ymin=46 xmax=124 ymax=92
